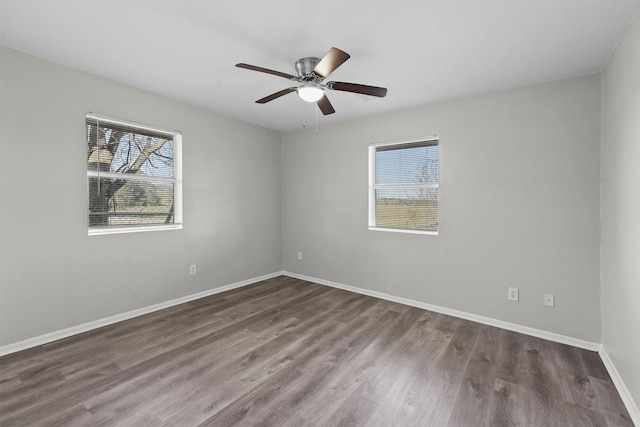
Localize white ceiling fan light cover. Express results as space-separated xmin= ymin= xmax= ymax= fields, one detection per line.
xmin=297 ymin=84 xmax=325 ymax=102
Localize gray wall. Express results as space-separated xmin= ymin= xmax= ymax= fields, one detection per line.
xmin=0 ymin=46 xmax=282 ymax=346
xmin=601 ymin=12 xmax=640 ymax=409
xmin=282 ymin=75 xmax=602 ymax=342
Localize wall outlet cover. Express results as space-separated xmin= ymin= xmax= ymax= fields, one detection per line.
xmin=544 ymin=293 xmax=555 ymax=307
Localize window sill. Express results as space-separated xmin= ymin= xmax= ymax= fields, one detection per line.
xmin=88 ymin=224 xmax=182 ymax=236
xmin=368 ymin=226 xmax=438 ymax=236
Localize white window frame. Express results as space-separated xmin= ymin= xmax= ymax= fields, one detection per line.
xmin=86 ymin=113 xmax=183 ymax=236
xmin=368 ymin=136 xmax=439 ymax=235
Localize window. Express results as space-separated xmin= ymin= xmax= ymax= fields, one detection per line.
xmin=86 ymin=114 xmax=182 ymax=235
xmin=369 ymin=138 xmax=439 ymax=234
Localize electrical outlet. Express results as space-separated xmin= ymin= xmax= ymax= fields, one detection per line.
xmin=189 ymin=264 xmax=197 ymax=276
xmin=508 ymin=287 xmax=519 ymax=302
xmin=297 ymin=251 xmax=303 ymax=261
xmin=544 ymin=293 xmax=555 ymax=307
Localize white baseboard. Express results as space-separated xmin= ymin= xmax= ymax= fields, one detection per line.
xmin=282 ymin=271 xmax=600 ymax=352
xmin=599 ymin=345 xmax=640 ymax=426
xmin=0 ymin=271 xmax=283 ymax=357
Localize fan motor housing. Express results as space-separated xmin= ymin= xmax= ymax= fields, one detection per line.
xmin=295 ymin=57 xmax=321 ymax=80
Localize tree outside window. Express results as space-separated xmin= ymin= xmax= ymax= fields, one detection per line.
xmin=86 ymin=115 xmax=182 ymax=233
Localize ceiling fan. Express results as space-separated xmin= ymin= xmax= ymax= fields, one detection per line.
xmin=236 ymin=47 xmax=387 ymax=115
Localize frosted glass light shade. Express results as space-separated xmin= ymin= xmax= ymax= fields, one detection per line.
xmin=297 ymin=84 xmax=324 ymax=102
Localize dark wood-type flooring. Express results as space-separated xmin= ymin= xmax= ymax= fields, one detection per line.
xmin=0 ymin=276 xmax=634 ymax=426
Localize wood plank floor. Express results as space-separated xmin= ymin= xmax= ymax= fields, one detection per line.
xmin=0 ymin=276 xmax=633 ymax=426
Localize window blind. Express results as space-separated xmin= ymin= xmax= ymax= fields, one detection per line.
xmin=86 ymin=115 xmax=181 ymax=232
xmin=370 ymin=139 xmax=439 ymax=233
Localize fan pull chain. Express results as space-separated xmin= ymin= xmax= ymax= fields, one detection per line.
xmin=315 ymin=105 xmax=319 ymax=133
xmin=302 ymin=102 xmax=310 ymax=129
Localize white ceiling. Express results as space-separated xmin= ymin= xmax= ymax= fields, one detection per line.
xmin=1 ymin=0 xmax=638 ymax=132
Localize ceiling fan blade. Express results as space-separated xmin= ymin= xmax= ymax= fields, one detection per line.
xmin=328 ymin=81 xmax=388 ymax=97
xmin=317 ymin=95 xmax=335 ymax=115
xmin=256 ymin=87 xmax=297 ymax=104
xmin=313 ymin=47 xmax=350 ymax=78
xmin=236 ymin=63 xmax=297 ymax=80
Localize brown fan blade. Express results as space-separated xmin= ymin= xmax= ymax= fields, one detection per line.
xmin=256 ymin=87 xmax=297 ymax=104
xmin=313 ymin=47 xmax=350 ymax=78
xmin=236 ymin=63 xmax=297 ymax=80
xmin=316 ymin=95 xmax=335 ymax=115
xmin=328 ymin=81 xmax=387 ymax=97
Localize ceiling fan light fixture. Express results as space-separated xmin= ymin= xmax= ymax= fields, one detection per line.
xmin=297 ymin=84 xmax=324 ymax=103
xmin=237 ymin=47 xmax=387 ymax=116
